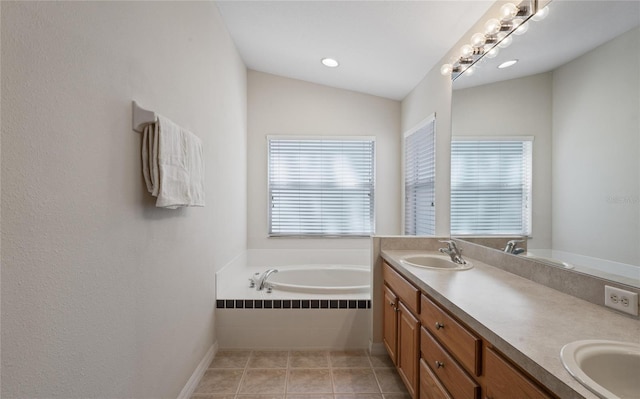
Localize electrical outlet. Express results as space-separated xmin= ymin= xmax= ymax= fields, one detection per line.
xmin=604 ymin=286 xmax=639 ymax=316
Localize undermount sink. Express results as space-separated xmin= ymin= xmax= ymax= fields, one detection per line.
xmin=560 ymin=340 xmax=640 ymax=399
xmin=400 ymin=254 xmax=473 ymax=271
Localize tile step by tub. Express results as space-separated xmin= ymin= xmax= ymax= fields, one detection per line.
xmin=216 ymin=299 xmax=372 ymax=309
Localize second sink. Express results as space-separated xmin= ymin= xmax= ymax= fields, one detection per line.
xmin=400 ymin=254 xmax=473 ymax=271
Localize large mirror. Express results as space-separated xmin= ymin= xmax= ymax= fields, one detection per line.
xmin=451 ymin=0 xmax=639 ymax=288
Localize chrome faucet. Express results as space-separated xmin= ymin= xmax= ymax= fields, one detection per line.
xmin=439 ymin=240 xmax=466 ymax=264
xmin=504 ymin=239 xmax=525 ymax=255
xmin=256 ymin=268 xmax=278 ymax=291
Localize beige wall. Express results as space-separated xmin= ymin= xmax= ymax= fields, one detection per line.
xmin=1 ymin=2 xmax=247 ymax=397
xmin=451 ymin=73 xmax=554 ymax=249
xmin=552 ymin=27 xmax=639 ymax=265
xmin=247 ymin=71 xmax=401 ymax=249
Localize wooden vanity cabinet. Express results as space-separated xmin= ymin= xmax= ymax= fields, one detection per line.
xmin=483 ymin=347 xmax=554 ymax=399
xmin=383 ymin=262 xmax=420 ymax=398
xmin=383 ymin=261 xmax=555 ymax=399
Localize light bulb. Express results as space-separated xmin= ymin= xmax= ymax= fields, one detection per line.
xmin=471 ymin=32 xmax=486 ymax=47
xmin=513 ymin=19 xmax=529 ymax=35
xmin=321 ymin=58 xmax=339 ymax=67
xmin=440 ymin=64 xmax=453 ymax=76
xmin=532 ymin=6 xmax=549 ymax=21
xmin=498 ymin=34 xmax=513 ymax=49
xmin=460 ymin=44 xmax=474 ymax=58
xmin=484 ymin=18 xmax=501 ymax=35
xmin=485 ymin=47 xmax=499 ymax=59
xmin=500 ymin=3 xmax=519 ymax=21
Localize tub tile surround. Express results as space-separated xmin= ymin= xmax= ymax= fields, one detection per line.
xmin=374 ymin=236 xmax=640 ymax=399
xmin=191 ymin=350 xmax=411 ymax=399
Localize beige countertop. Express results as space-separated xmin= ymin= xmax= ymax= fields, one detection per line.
xmin=381 ymin=249 xmax=640 ymax=399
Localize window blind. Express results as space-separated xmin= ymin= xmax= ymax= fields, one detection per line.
xmin=404 ymin=118 xmax=436 ymax=235
xmin=268 ymin=137 xmax=375 ymax=237
xmin=451 ymin=138 xmax=532 ymax=235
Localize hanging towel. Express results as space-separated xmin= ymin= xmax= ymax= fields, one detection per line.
xmin=141 ymin=115 xmax=205 ymax=209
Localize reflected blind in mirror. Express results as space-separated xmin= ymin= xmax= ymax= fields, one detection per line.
xmin=268 ymin=137 xmax=375 ymax=237
xmin=404 ymin=117 xmax=436 ymax=235
xmin=451 ymin=138 xmax=532 ymax=235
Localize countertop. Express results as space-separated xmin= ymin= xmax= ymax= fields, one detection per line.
xmin=381 ymin=250 xmax=640 ymax=399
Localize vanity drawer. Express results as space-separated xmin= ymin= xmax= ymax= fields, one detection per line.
xmin=484 ymin=347 xmax=554 ymax=399
xmin=420 ymin=358 xmax=453 ymax=399
xmin=383 ymin=262 xmax=420 ymax=314
xmin=421 ymin=327 xmax=480 ymax=399
xmin=420 ymin=294 xmax=481 ymax=376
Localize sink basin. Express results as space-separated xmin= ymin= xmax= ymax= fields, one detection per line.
xmin=560 ymin=340 xmax=640 ymax=399
xmin=400 ymin=254 xmax=473 ymax=271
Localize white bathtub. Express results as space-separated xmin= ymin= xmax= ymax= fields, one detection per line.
xmin=215 ymin=249 xmax=372 ymax=350
xmin=266 ymin=265 xmax=369 ymax=294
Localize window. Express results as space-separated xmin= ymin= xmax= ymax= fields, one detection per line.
xmin=404 ymin=117 xmax=436 ymax=235
xmin=268 ymin=137 xmax=375 ymax=237
xmin=450 ymin=137 xmax=532 ymax=236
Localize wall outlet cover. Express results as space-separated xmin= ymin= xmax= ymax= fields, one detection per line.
xmin=604 ymin=286 xmax=639 ymax=316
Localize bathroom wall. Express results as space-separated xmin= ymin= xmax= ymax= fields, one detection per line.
xmin=451 ymin=72 xmax=554 ymax=249
xmin=1 ymin=2 xmax=246 ymax=398
xmin=552 ymin=27 xmax=639 ymax=266
xmin=247 ymin=71 xmax=402 ymax=249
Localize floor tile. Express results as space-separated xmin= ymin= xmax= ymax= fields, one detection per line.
xmin=289 ymin=351 xmax=330 ymax=368
xmin=382 ymin=394 xmax=412 ymax=399
xmin=286 ymin=395 xmax=334 ymax=399
xmin=369 ymin=354 xmax=394 ymax=368
xmin=240 ymin=369 xmax=287 ymax=394
xmin=190 ymin=395 xmax=236 ymax=399
xmin=335 ymin=395 xmax=384 ymax=399
xmin=237 ymin=395 xmax=285 ymax=399
xmin=329 ymin=350 xmax=371 ymax=368
xmin=332 ymin=368 xmax=380 ymax=393
xmin=287 ymin=369 xmax=333 ymax=393
xmin=249 ymin=351 xmax=290 ymax=368
xmin=194 ymin=369 xmax=244 ymax=394
xmin=374 ymin=369 xmax=407 ymax=393
xmin=210 ymin=350 xmax=252 ymax=368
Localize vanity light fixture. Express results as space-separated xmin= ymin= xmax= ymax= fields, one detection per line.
xmin=321 ymin=58 xmax=339 ymax=68
xmin=440 ymin=0 xmax=541 ymax=79
xmin=498 ymin=59 xmax=519 ymax=69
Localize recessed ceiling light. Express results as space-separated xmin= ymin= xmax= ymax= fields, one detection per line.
xmin=321 ymin=58 xmax=339 ymax=68
xmin=498 ymin=59 xmax=518 ymax=69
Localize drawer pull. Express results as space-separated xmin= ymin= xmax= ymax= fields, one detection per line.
xmin=435 ymin=322 xmax=444 ymax=330
xmin=435 ymin=360 xmax=444 ymax=369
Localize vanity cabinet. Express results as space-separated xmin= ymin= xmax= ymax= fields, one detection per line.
xmin=383 ymin=262 xmax=421 ymax=398
xmin=382 ymin=261 xmax=557 ymax=399
xmin=483 ymin=347 xmax=553 ymax=399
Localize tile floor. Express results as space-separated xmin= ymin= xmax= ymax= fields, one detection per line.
xmin=191 ymin=350 xmax=411 ymax=399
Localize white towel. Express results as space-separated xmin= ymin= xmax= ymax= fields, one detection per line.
xmin=141 ymin=115 xmax=205 ymax=209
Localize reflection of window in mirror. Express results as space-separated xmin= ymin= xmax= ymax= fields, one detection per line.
xmin=403 ymin=116 xmax=436 ymax=236
xmin=451 ymin=137 xmax=532 ymax=236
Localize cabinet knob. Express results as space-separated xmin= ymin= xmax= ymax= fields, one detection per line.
xmin=389 ymin=301 xmax=395 ymax=307
xmin=435 ymin=360 xmax=444 ymax=369
xmin=435 ymin=322 xmax=444 ymax=330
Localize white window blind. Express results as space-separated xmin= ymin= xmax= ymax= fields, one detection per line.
xmin=268 ymin=137 xmax=375 ymax=237
xmin=451 ymin=138 xmax=532 ymax=236
xmin=404 ymin=118 xmax=436 ymax=235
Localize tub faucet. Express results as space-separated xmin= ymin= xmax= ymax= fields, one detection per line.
xmin=257 ymin=269 xmax=278 ymax=291
xmin=504 ymin=239 xmax=525 ymax=255
xmin=439 ymin=240 xmax=466 ymax=264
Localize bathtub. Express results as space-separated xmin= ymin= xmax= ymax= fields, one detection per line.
xmin=266 ymin=265 xmax=370 ymax=294
xmin=215 ymin=249 xmax=372 ymax=350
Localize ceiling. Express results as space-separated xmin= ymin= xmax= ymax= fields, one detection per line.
xmin=216 ymin=1 xmax=494 ymax=101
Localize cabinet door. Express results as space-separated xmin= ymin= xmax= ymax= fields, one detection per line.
xmin=383 ymin=285 xmax=399 ymax=364
xmin=484 ymin=347 xmax=553 ymax=399
xmin=398 ymin=301 xmax=420 ymax=399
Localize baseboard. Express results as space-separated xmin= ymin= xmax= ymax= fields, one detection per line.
xmin=177 ymin=341 xmax=217 ymax=399
xmin=369 ymin=341 xmax=386 ymax=355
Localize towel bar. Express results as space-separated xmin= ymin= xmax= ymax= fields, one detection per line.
xmin=132 ymin=101 xmax=157 ymax=133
